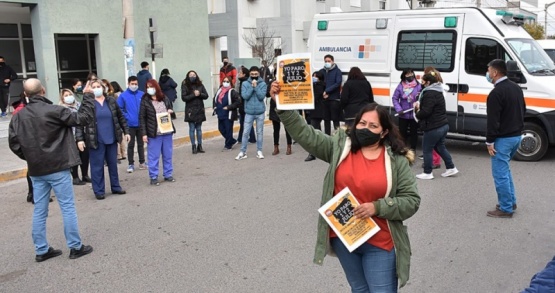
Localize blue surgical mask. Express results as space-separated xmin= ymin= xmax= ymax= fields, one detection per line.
xmin=63 ymin=95 xmax=75 ymax=104
xmin=129 ymin=85 xmax=138 ymax=92
xmin=312 ymin=77 xmax=318 ymax=83
xmin=76 ymin=86 xmax=82 ymax=92
xmin=93 ymin=88 xmax=103 ymax=97
xmin=147 ymin=88 xmax=156 ymax=96
xmin=486 ymin=72 xmax=493 ymax=84
xmin=324 ymin=62 xmax=332 ymax=69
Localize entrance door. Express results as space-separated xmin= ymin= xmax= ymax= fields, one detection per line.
xmin=55 ymin=34 xmax=97 ymax=89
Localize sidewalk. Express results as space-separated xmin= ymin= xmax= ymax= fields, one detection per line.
xmin=0 ymin=108 xmax=271 ymax=183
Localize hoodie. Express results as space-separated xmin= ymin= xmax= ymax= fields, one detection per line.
xmin=137 ymin=69 xmax=152 ymax=92
xmin=414 ymin=82 xmax=448 ymax=131
xmin=117 ymin=88 xmax=145 ymax=128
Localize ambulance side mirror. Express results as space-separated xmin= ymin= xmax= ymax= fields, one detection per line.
xmin=506 ymin=60 xmax=527 ymax=84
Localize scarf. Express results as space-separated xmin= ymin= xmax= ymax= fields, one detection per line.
xmin=402 ymin=80 xmax=417 ymax=103
xmin=218 ymin=86 xmax=231 ymax=104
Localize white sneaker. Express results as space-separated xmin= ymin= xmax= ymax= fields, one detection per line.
xmin=441 ymin=167 xmax=459 ymax=177
xmin=416 ymin=173 xmax=434 ymax=180
xmin=235 ymin=152 xmax=247 ymax=160
xmin=256 ymin=151 xmax=265 ymax=159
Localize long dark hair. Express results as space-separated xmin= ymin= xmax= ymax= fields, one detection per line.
xmin=399 ymin=68 xmax=418 ymax=83
xmin=348 ymin=103 xmax=407 ymax=155
xmin=184 ymin=70 xmax=202 ymax=90
xmin=347 ymin=67 xmax=366 ymax=81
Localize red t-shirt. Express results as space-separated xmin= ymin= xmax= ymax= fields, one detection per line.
xmin=332 ymin=147 xmax=394 ymax=251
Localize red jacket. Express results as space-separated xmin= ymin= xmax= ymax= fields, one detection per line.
xmin=12 ymin=101 xmax=25 ymax=115
xmin=219 ymin=64 xmax=237 ymax=84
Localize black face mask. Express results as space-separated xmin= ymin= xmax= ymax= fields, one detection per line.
xmin=223 ymin=62 xmax=228 ymax=66
xmin=355 ymin=128 xmax=382 ymax=147
xmin=250 ymin=76 xmax=259 ymax=80
xmin=405 ymin=76 xmax=414 ymax=82
xmin=189 ymin=77 xmax=197 ymax=83
xmin=0 ymin=62 xmax=4 ymax=66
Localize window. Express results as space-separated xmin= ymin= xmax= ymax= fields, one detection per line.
xmin=379 ymin=1 xmax=386 ymax=10
xmin=507 ymin=38 xmax=555 ymax=75
xmin=464 ymin=38 xmax=510 ymax=76
xmin=396 ymin=30 xmax=457 ymax=72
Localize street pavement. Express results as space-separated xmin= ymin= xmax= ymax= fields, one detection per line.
xmin=0 ymin=118 xmax=554 ymax=292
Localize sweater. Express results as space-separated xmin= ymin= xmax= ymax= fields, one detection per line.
xmin=486 ymin=78 xmax=526 ymax=143
xmin=277 ymin=110 xmax=420 ymax=288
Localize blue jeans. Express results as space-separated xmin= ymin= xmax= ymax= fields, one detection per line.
xmin=491 ymin=136 xmax=521 ymax=213
xmin=218 ymin=119 xmax=237 ymax=149
xmin=147 ymin=134 xmax=173 ymax=179
xmin=331 ymin=238 xmax=398 ymax=293
xmin=30 ymin=169 xmax=82 ymax=255
xmin=89 ymin=142 xmax=122 ymax=195
xmin=240 ymin=113 xmax=264 ymax=153
xmin=188 ymin=122 xmax=203 ymax=145
xmin=422 ymin=124 xmax=455 ymax=173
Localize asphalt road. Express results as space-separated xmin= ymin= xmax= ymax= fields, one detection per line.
xmin=1 ymin=127 xmax=554 ymax=293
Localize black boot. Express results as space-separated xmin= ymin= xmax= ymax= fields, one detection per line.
xmin=305 ymin=154 xmax=316 ymax=162
xmin=197 ymin=144 xmax=205 ymax=153
xmin=192 ymin=144 xmax=197 ymax=154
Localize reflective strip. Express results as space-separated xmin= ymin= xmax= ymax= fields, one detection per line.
xmin=458 ymin=93 xmax=555 ymax=108
xmin=373 ymin=88 xmax=390 ymax=96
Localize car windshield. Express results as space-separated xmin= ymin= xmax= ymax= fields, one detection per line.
xmin=507 ymin=38 xmax=555 ymax=75
xmin=544 ymin=49 xmax=555 ymax=63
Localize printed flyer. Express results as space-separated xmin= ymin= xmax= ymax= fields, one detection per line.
xmin=318 ymin=187 xmax=381 ymax=252
xmin=276 ymin=53 xmax=314 ymax=110
xmin=156 ymin=112 xmax=173 ymax=134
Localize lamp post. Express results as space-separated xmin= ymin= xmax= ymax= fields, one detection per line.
xmin=545 ymin=1 xmax=555 ymax=39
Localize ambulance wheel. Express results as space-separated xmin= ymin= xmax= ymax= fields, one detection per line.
xmin=514 ymin=122 xmax=548 ymax=162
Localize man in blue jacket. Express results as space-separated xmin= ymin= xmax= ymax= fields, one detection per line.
xmin=137 ymin=61 xmax=152 ymax=92
xmin=320 ymin=54 xmax=342 ymax=135
xmin=117 ymin=76 xmax=146 ymax=173
xmin=235 ymin=66 xmax=267 ymax=160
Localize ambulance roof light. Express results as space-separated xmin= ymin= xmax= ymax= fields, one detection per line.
xmin=444 ymin=16 xmax=457 ymax=28
xmin=496 ymin=10 xmax=535 ymax=26
xmin=318 ymin=20 xmax=328 ymax=31
xmin=376 ymin=19 xmax=387 ymax=29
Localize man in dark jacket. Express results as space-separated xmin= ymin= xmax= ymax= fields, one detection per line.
xmin=0 ymin=56 xmax=18 ymax=117
xmin=8 ymin=78 xmax=94 ymax=262
xmin=485 ymin=59 xmax=525 ymax=218
xmin=117 ymin=76 xmax=146 ymax=173
xmin=320 ymin=54 xmax=342 ymax=134
xmin=137 ymin=61 xmax=152 ymax=92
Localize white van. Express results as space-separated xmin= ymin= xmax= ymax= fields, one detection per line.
xmin=309 ymin=7 xmax=555 ymax=161
xmin=537 ymin=39 xmax=555 ymax=63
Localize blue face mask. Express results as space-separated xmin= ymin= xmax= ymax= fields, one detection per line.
xmin=312 ymin=77 xmax=318 ymax=83
xmin=486 ymin=72 xmax=493 ymax=84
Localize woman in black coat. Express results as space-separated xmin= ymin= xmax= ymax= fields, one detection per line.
xmin=159 ymin=68 xmax=178 ymax=119
xmin=340 ymin=66 xmax=374 ymax=128
xmin=76 ymin=82 xmax=129 ymax=200
xmin=181 ymin=70 xmax=208 ymax=154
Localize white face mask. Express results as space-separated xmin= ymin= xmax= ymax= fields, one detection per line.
xmin=129 ymin=85 xmax=138 ymax=92
xmin=324 ymin=62 xmax=332 ymax=69
xmin=147 ymin=88 xmax=156 ymax=96
xmin=63 ymin=95 xmax=75 ymax=104
xmin=93 ymin=88 xmax=103 ymax=97
xmin=222 ymin=82 xmax=231 ymax=88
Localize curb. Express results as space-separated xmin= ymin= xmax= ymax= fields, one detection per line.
xmin=0 ymin=119 xmax=272 ymax=183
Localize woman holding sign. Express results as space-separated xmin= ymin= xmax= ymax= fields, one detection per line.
xmin=270 ymin=81 xmax=420 ymax=292
xmin=140 ymin=79 xmax=176 ymax=186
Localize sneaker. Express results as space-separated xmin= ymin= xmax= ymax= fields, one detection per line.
xmin=416 ymin=173 xmax=434 ymax=180
xmin=0 ymin=112 xmax=6 ymax=117
xmin=139 ymin=163 xmax=147 ymax=170
xmin=418 ymin=154 xmax=424 ymax=160
xmin=486 ymin=209 xmax=513 ymax=218
xmin=222 ymin=147 xmax=232 ymax=152
xmin=164 ymin=177 xmax=176 ymax=182
xmin=127 ymin=165 xmax=134 ymax=173
xmin=441 ymin=167 xmax=459 ymax=178
xmin=73 ymin=178 xmax=86 ymax=185
xmin=256 ymin=151 xmax=265 ymax=159
xmin=69 ymin=245 xmax=93 ymax=259
xmin=235 ymin=152 xmax=247 ymax=160
xmin=150 ymin=178 xmax=160 ymax=186
xmin=35 ymin=247 xmax=63 ymax=262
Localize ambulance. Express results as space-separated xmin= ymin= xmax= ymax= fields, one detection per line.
xmin=309 ymin=7 xmax=555 ymax=161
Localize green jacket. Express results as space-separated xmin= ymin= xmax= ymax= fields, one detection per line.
xmin=277 ymin=110 xmax=420 ymax=288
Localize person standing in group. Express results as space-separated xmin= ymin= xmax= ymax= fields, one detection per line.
xmin=59 ymin=89 xmax=89 ymax=186
xmin=72 ymin=78 xmax=84 ymax=102
xmin=270 ymin=81 xmax=420 ymax=292
xmin=159 ymin=68 xmax=178 ymax=120
xmin=235 ymin=66 xmax=267 ymax=160
xmin=111 ymin=81 xmax=126 ymax=163
xmin=320 ymin=54 xmax=342 ymax=134
xmin=101 ymin=79 xmax=114 ymax=97
xmin=110 ymin=81 xmax=124 ymax=99
xmin=0 ymin=56 xmax=18 ymax=117
xmin=392 ymin=69 xmax=421 ymax=152
xmin=182 ymin=70 xmax=209 ymax=154
xmin=213 ymin=76 xmax=240 ymax=151
xmin=9 ymin=78 xmax=95 ymax=262
xmin=76 ymin=81 xmax=130 ymax=200
xmin=305 ymin=71 xmax=326 ymax=162
xmin=484 ymin=59 xmax=525 ymax=218
xmin=117 ymin=76 xmax=146 ymax=173
xmin=269 ymin=96 xmax=292 ymax=156
xmin=414 ymin=71 xmax=459 ymax=180
xmin=220 ymin=57 xmax=237 ymax=84
xmin=140 ymin=79 xmax=176 ymax=186
xmin=236 ymin=66 xmax=256 ymax=145
xmin=259 ymin=60 xmax=274 ymax=85
xmin=340 ymin=66 xmax=374 ymax=128
xmin=137 ymin=61 xmax=152 ymax=92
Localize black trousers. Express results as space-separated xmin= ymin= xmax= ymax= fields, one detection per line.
xmin=0 ymin=87 xmax=9 ymax=113
xmin=398 ymin=118 xmax=419 ymax=150
xmin=127 ymin=127 xmax=145 ymax=165
xmin=272 ymin=120 xmax=292 ymax=145
xmin=71 ymin=147 xmax=90 ymax=179
xmin=323 ymin=100 xmax=341 ymax=135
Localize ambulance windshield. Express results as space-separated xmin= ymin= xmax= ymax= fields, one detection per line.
xmin=507 ymin=39 xmax=555 ymax=75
